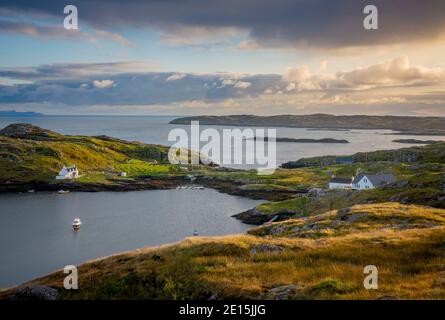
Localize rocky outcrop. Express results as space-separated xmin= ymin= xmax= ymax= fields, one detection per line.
xmin=0 ymin=176 xmax=187 ymax=193
xmin=0 ymin=123 xmax=59 ymax=140
xmin=263 ymin=285 xmax=300 ymax=300
xmin=250 ymin=244 xmax=284 ymax=255
xmin=6 ymin=285 xmax=58 ymax=300
xmin=233 ymin=208 xmax=295 ymax=225
xmin=196 ymin=177 xmax=295 ymax=201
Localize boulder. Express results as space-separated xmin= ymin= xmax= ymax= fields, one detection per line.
xmin=7 ymin=285 xmax=58 ymax=300
xmin=0 ymin=123 xmax=57 ymax=139
xmin=250 ymin=244 xmax=284 ymax=255
xmin=264 ymin=284 xmax=300 ymax=300
xmin=336 ymin=207 xmax=351 ymax=219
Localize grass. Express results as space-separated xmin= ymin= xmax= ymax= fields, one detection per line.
xmin=6 ymin=218 xmax=445 ymax=300
xmin=249 ymin=203 xmax=445 ymax=238
xmin=255 ymin=197 xmax=311 ymax=216
xmin=238 ymin=183 xmax=295 ymax=192
xmin=115 ymin=159 xmax=179 ymax=176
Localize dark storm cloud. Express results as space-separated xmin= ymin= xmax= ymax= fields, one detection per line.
xmin=1 ymin=0 xmax=444 ymax=49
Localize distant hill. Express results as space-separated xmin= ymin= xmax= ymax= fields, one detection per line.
xmin=0 ymin=110 xmax=43 ymax=117
xmin=170 ymin=114 xmax=445 ymax=134
xmin=0 ymin=123 xmax=172 ymax=188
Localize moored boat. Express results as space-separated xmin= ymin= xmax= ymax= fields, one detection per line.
xmin=72 ymin=218 xmax=82 ymax=230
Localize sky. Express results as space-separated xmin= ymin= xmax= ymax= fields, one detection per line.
xmin=0 ymin=0 xmax=445 ymax=116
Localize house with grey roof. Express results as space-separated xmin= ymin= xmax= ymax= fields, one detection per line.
xmin=56 ymin=165 xmax=79 ymax=180
xmin=352 ymin=173 xmax=396 ymax=190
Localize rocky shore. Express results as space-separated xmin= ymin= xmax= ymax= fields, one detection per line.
xmin=0 ymin=176 xmax=185 ymax=193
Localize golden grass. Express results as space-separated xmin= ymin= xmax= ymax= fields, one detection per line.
xmin=250 ymin=203 xmax=445 ymax=238
xmin=3 ymin=212 xmax=445 ymax=300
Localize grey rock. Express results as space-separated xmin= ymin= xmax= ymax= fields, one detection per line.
xmin=208 ymin=294 xmax=219 ymax=300
xmin=376 ymin=295 xmax=400 ymax=300
xmin=395 ymin=180 xmax=408 ymax=188
xmin=346 ymin=212 xmax=367 ymax=222
xmin=337 ymin=207 xmax=351 ymax=219
xmin=250 ymin=244 xmax=284 ymax=255
xmin=308 ymin=188 xmax=326 ymax=198
xmin=7 ymin=285 xmax=58 ymax=300
xmin=265 ymin=284 xmax=300 ymax=300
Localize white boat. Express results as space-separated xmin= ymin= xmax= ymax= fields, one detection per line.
xmin=72 ymin=218 xmax=82 ymax=230
xmin=193 ymin=229 xmax=199 ymax=236
xmin=58 ymin=189 xmax=70 ymax=194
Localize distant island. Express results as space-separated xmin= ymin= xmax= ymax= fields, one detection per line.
xmin=306 ymin=128 xmax=350 ymax=132
xmin=170 ymin=114 xmax=445 ymax=135
xmin=393 ymin=139 xmax=440 ymax=145
xmin=248 ymin=137 xmax=349 ymax=143
xmin=0 ymin=110 xmax=43 ymax=117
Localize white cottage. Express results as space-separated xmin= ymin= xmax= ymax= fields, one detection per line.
xmin=328 ymin=177 xmax=354 ymax=190
xmin=352 ymin=173 xmax=396 ymax=190
xmin=56 ymin=165 xmax=79 ymax=180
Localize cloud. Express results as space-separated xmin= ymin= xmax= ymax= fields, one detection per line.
xmin=93 ymin=30 xmax=132 ymax=46
xmin=1 ymin=1 xmax=445 ymax=49
xmin=0 ymin=19 xmax=95 ymax=42
xmin=0 ymin=18 xmax=131 ymax=46
xmin=93 ymin=80 xmax=115 ymax=88
xmin=282 ymin=56 xmax=445 ymax=91
xmin=160 ymin=26 xmax=246 ymax=46
xmin=0 ymin=58 xmax=444 ymax=116
xmin=282 ymin=65 xmax=323 ymax=91
xmin=0 ymin=61 xmax=154 ymax=80
xmin=0 ymin=62 xmax=276 ymax=105
xmin=335 ymin=56 xmax=445 ymax=88
xmin=283 ymin=66 xmax=311 ymax=82
xmin=233 ymin=81 xmax=252 ymax=89
xmin=219 ymin=79 xmax=252 ymax=89
xmin=221 ymin=79 xmax=236 ymax=86
xmin=166 ymin=73 xmax=186 ymax=81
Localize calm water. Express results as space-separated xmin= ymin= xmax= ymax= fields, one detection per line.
xmin=0 ymin=189 xmax=263 ymax=288
xmin=1 ymin=115 xmax=444 ymax=168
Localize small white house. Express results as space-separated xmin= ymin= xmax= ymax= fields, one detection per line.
xmin=56 ymin=165 xmax=79 ymax=180
xmin=352 ymin=173 xmax=396 ymax=190
xmin=328 ymin=177 xmax=353 ymax=190
xmin=120 ymin=172 xmax=127 ymax=177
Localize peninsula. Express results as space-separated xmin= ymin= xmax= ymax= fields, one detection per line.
xmin=170 ymin=114 xmax=445 ymax=135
